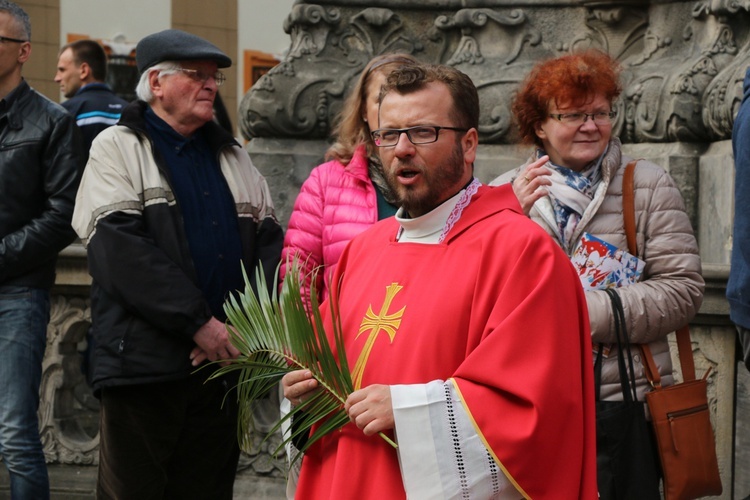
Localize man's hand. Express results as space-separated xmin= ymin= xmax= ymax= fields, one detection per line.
xmin=512 ymin=155 xmax=552 ymax=215
xmin=345 ymin=385 xmax=394 ymax=436
xmin=282 ymin=370 xmax=319 ymax=405
xmin=190 ymin=317 xmax=240 ymax=366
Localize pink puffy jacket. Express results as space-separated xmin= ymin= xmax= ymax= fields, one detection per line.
xmin=280 ymin=146 xmax=378 ymax=305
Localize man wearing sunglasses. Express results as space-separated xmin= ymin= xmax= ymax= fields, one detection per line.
xmin=283 ymin=63 xmax=597 ymax=499
xmin=72 ymin=29 xmax=283 ymax=498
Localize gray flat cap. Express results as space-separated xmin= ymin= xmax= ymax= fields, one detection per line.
xmin=136 ymin=29 xmax=232 ymax=72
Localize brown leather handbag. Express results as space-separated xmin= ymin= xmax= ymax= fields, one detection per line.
xmin=623 ymin=160 xmax=722 ymax=500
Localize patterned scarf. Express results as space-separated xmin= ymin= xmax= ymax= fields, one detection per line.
xmin=537 ymin=148 xmax=605 ymax=246
xmin=367 ymin=152 xmax=399 ymax=206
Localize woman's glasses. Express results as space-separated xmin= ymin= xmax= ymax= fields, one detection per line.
xmin=548 ymin=111 xmax=616 ymax=126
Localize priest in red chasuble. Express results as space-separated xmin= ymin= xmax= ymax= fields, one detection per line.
xmin=282 ymin=62 xmax=598 ymax=499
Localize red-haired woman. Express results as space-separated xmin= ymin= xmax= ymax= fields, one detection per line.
xmin=491 ymin=50 xmax=704 ymax=498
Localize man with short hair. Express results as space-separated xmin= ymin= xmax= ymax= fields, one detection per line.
xmin=0 ymin=2 xmax=84 ymax=498
xmin=55 ymin=39 xmax=128 ymax=154
xmin=283 ymin=63 xmax=598 ymax=498
xmin=72 ymin=29 xmax=284 ymax=498
xmin=56 ymin=39 xmax=128 ymax=389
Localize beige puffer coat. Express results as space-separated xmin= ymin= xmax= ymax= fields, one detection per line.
xmin=490 ymin=138 xmax=704 ymax=401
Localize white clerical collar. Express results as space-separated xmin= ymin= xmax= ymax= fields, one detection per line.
xmin=395 ymin=178 xmax=481 ymax=244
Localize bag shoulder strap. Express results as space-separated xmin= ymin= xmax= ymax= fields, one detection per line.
xmin=623 ymin=160 xmax=697 ymax=385
xmin=605 ymin=288 xmax=638 ymax=402
xmin=674 ymin=325 xmax=696 ymax=381
xmin=594 ymin=344 xmax=605 ymax=400
xmin=640 ymin=342 xmax=661 ymax=389
xmin=623 ymin=160 xmax=638 ymax=256
xmin=641 ymin=326 xmax=696 ymax=384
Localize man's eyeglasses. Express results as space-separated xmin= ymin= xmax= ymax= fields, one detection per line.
xmin=0 ymin=35 xmax=28 ymax=44
xmin=548 ymin=111 xmax=616 ymax=126
xmin=177 ymin=68 xmax=226 ymax=87
xmin=371 ymin=126 xmax=468 ymax=147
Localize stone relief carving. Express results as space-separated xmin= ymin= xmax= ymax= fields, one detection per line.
xmin=239 ymin=0 xmax=750 ymax=144
xmin=575 ymin=4 xmax=648 ymax=59
xmin=433 ymin=8 xmax=544 ymax=143
xmin=285 ymin=4 xmax=340 ymax=59
xmin=39 ymin=294 xmax=98 ymax=465
xmin=639 ymin=4 xmax=738 ymax=142
xmin=435 ymin=9 xmax=536 ymax=66
xmin=701 ymin=0 xmax=750 ymax=139
xmin=240 ymin=4 xmax=425 ymax=141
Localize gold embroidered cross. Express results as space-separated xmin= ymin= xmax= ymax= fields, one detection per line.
xmin=351 ymin=283 xmax=406 ymax=390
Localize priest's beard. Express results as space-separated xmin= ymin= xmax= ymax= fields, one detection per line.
xmin=385 ymin=141 xmax=466 ymax=218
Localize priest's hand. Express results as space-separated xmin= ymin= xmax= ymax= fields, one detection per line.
xmin=282 ymin=370 xmax=319 ymax=406
xmin=345 ymin=384 xmax=394 ymax=436
xmin=512 ymin=154 xmax=551 ymax=215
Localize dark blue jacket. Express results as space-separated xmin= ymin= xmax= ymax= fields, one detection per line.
xmin=729 ymin=68 xmax=750 ymax=329
xmin=62 ymin=83 xmax=128 ymax=154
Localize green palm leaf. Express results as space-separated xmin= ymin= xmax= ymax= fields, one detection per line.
xmin=208 ymin=259 xmax=395 ymax=467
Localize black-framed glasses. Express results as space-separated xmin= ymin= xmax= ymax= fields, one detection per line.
xmin=0 ymin=35 xmax=28 ymax=44
xmin=371 ymin=126 xmax=468 ymax=147
xmin=548 ymin=111 xmax=616 ymax=126
xmin=177 ymin=68 xmax=226 ymax=87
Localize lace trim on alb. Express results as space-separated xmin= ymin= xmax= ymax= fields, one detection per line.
xmin=487 ymin=449 xmax=501 ymax=496
xmin=439 ymin=178 xmax=481 ymax=243
xmin=444 ymin=383 xmax=471 ymax=499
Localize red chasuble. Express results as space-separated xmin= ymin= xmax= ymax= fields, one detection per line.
xmin=296 ymin=184 xmax=598 ymax=499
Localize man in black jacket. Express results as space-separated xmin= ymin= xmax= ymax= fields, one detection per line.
xmin=0 ymin=2 xmax=84 ymax=498
xmin=55 ymin=38 xmax=129 ymax=396
xmin=72 ymin=29 xmax=284 ymax=498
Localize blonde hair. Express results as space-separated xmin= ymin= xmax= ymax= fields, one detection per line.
xmin=325 ymin=53 xmax=419 ymax=164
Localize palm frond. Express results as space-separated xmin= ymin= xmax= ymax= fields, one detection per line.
xmin=208 ymin=258 xmax=395 ymax=466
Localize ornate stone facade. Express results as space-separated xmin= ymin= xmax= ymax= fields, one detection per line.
xmin=241 ymin=0 xmax=749 ymax=146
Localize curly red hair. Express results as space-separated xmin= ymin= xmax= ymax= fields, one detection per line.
xmin=512 ymin=50 xmax=622 ymax=146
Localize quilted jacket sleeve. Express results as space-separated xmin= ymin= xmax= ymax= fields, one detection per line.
xmin=586 ymin=161 xmax=704 ymax=345
xmin=280 ymin=164 xmax=328 ymax=308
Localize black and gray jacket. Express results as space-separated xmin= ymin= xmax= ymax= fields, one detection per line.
xmin=72 ymin=101 xmax=283 ymax=392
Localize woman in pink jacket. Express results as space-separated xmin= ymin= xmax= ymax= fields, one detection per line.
xmin=280 ymin=53 xmax=418 ymax=305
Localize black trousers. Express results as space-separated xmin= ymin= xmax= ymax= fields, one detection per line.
xmin=96 ymin=369 xmax=240 ymax=500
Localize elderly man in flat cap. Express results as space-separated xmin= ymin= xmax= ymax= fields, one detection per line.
xmin=72 ymin=29 xmax=283 ymax=498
